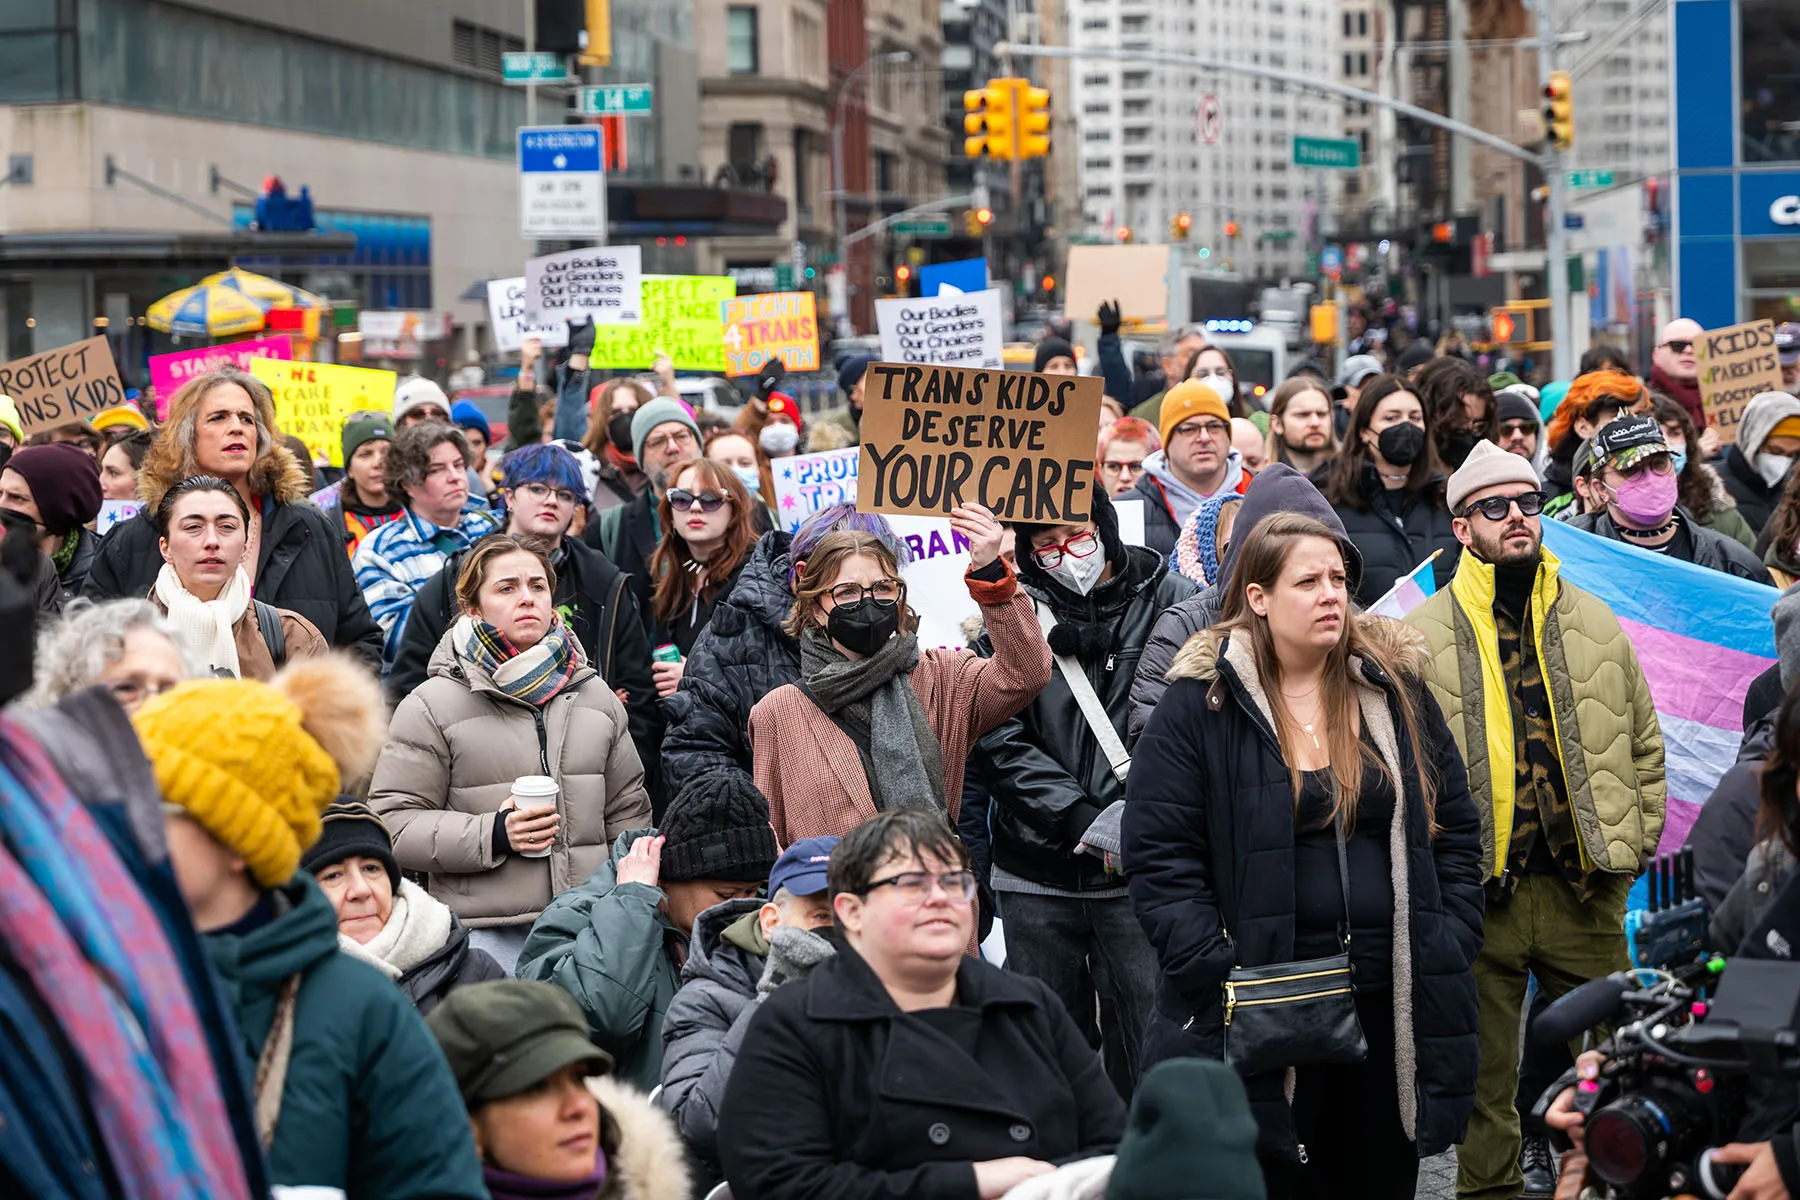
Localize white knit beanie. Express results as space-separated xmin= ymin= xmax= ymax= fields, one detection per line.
xmin=1446 ymin=439 xmax=1541 ymax=513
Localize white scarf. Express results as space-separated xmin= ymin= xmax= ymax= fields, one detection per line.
xmin=154 ymin=563 xmax=250 ymax=677
xmin=335 ymin=879 xmax=455 ymax=980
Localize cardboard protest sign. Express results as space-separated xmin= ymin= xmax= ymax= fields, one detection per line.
xmin=722 ymin=291 xmax=820 ymax=376
xmin=918 ymin=258 xmax=989 ymax=297
xmin=486 ymin=277 xmax=570 ymax=354
xmin=856 ymin=362 xmax=1103 ymax=523
xmin=148 ymin=336 xmax=293 ymax=419
xmin=1063 ymin=245 xmax=1172 ymax=321
xmin=1696 ymin=319 xmax=1785 ymax=444
xmin=771 ymin=447 xmax=977 ymax=649
xmin=249 ymin=359 xmax=397 ymax=468
xmin=588 ymin=276 xmax=734 ymax=371
xmin=875 ymin=289 xmax=1005 ymax=370
xmin=524 ymin=246 xmax=644 ymax=324
xmin=0 ymin=337 xmax=129 ymax=438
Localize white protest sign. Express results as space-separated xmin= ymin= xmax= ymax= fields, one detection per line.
xmin=487 ymin=277 xmax=571 ymax=353
xmin=95 ymin=499 xmax=142 ymax=535
xmin=875 ymin=288 xmax=1005 ymax=370
xmin=523 ymin=246 xmax=644 ymax=325
xmin=771 ymin=447 xmax=980 ymax=650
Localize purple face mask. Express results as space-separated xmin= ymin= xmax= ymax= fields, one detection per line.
xmin=1609 ymin=467 xmax=1678 ymax=527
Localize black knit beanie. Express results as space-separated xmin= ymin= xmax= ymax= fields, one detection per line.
xmin=659 ymin=774 xmax=781 ymax=884
xmin=300 ymin=798 xmax=401 ymax=891
xmin=1034 ymin=337 xmax=1076 ymax=373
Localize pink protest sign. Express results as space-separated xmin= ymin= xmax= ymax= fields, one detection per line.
xmin=148 ymin=336 xmax=293 ymax=418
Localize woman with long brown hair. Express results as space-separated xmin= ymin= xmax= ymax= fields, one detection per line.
xmin=1124 ymin=511 xmax=1483 ymax=1197
xmin=647 ymin=458 xmax=758 ymax=697
xmin=1181 ymin=344 xmax=1248 ymax=417
xmin=579 ymin=377 xmax=655 ymax=511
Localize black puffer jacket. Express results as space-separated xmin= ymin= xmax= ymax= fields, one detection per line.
xmin=661 ymin=531 xmax=800 ymax=799
xmin=976 ymin=492 xmax=1196 ymax=890
xmin=386 ymin=533 xmax=664 ymax=806
xmin=1719 ymin=444 xmax=1785 ymax=536
xmin=1328 ymin=464 xmax=1461 ymax=607
xmin=399 ymin=915 xmax=507 ymax=1015
xmin=1686 ymin=711 xmax=1778 ymax=913
xmin=584 ymin=487 xmax=659 ymax=638
xmin=1122 ymin=624 xmax=1485 ymax=1159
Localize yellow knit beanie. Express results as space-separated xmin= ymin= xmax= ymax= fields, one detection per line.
xmin=1159 ymin=378 xmax=1234 ymax=450
xmin=132 ymin=655 xmax=385 ymax=888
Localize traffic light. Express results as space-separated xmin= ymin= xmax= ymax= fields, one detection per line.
xmin=535 ymin=0 xmax=584 ymax=54
xmin=1017 ymin=85 xmax=1051 ymax=159
xmin=1543 ymin=70 xmax=1574 ymax=151
xmin=1224 ymin=220 xmax=1240 ymax=240
xmin=896 ymin=265 xmax=912 ymax=285
xmin=1171 ymin=212 xmax=1192 ymax=240
xmin=963 ymin=206 xmax=993 ymax=236
xmin=579 ymin=0 xmax=613 ymax=65
xmin=1116 ymin=226 xmax=1132 ymax=243
xmin=1041 ymin=274 xmax=1056 ymax=293
xmin=963 ymin=82 xmax=1016 ymax=159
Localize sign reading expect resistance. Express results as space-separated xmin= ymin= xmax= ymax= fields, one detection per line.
xmin=857 ymin=362 xmax=1104 ymax=523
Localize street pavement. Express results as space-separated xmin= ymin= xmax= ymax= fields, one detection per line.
xmin=1417 ymin=1150 xmax=1457 ymax=1199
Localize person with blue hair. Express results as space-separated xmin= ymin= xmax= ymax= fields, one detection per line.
xmin=388 ymin=442 xmax=664 ymax=808
xmin=660 ymin=503 xmax=912 ymax=801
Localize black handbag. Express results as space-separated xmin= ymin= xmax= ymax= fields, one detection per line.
xmin=1222 ymin=793 xmax=1368 ymax=1077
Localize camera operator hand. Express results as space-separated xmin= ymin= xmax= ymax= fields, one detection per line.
xmin=1713 ymin=1142 xmax=1784 ymax=1200
xmin=1545 ymin=1050 xmax=1609 ymax=1150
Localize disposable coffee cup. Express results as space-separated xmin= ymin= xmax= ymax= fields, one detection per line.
xmin=510 ymin=775 xmax=559 ymax=858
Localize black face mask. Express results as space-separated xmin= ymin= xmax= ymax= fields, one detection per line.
xmin=1438 ymin=427 xmax=1481 ymax=469
xmin=1375 ymin=421 xmax=1426 ymax=467
xmin=826 ymin=598 xmax=901 ymax=656
xmin=608 ymin=411 xmax=636 ymax=456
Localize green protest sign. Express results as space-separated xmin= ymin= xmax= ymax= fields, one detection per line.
xmin=588 ymin=275 xmax=734 ymax=371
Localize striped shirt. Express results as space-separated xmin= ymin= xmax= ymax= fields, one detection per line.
xmin=352 ymin=501 xmax=500 ymax=674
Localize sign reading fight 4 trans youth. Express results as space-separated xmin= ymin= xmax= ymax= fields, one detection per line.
xmin=722 ymin=291 xmax=820 ymax=376
xmin=0 ymin=336 xmax=128 ymax=437
xmin=1695 ymin=318 xmax=1785 ymax=445
xmin=517 ymin=125 xmax=605 ymax=239
xmin=524 ymin=245 xmax=644 ymax=325
xmin=874 ymin=288 xmax=1004 ymax=370
xmin=856 ymin=362 xmax=1103 ymax=523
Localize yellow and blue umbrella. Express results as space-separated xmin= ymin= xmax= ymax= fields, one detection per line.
xmin=145 ymin=283 xmax=267 ymax=337
xmin=200 ymin=267 xmax=329 ymax=312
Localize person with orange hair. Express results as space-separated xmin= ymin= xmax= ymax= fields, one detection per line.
xmin=1095 ymin=416 xmax=1160 ymax=497
xmin=1541 ymin=370 xmax=1651 ymax=503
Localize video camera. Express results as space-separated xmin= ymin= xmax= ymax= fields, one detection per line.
xmin=1528 ymin=853 xmax=1800 ymax=1200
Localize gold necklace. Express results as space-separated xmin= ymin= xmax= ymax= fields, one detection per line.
xmin=1281 ymin=687 xmax=1324 ymax=750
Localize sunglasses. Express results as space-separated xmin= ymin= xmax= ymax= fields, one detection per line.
xmin=1659 ymin=339 xmax=1694 ymax=354
xmin=667 ymin=489 xmax=728 ymax=512
xmin=1460 ymin=490 xmax=1549 ymax=521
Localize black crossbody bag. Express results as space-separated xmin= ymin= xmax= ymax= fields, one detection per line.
xmin=1222 ymin=785 xmax=1368 ymax=1077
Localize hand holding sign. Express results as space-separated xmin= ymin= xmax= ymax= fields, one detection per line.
xmin=948 ymin=503 xmax=1005 ymax=569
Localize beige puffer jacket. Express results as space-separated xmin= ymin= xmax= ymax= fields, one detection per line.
xmin=370 ymin=629 xmax=652 ymax=927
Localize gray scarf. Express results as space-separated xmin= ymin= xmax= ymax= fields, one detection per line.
xmin=757 ymin=925 xmax=839 ymax=996
xmin=799 ymin=626 xmax=947 ymax=814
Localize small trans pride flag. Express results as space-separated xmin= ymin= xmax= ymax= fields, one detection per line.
xmin=1365 ymin=550 xmax=1442 ymax=619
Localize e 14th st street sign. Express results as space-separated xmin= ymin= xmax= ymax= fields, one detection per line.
xmin=1292 ymin=135 xmax=1361 ymax=170
xmin=580 ymin=84 xmax=654 ymax=116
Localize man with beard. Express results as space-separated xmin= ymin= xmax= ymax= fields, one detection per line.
xmin=1267 ymin=375 xmax=1338 ymax=473
xmin=585 ymin=397 xmax=705 ymax=632
xmin=1408 ymin=439 xmax=1666 ymax=1200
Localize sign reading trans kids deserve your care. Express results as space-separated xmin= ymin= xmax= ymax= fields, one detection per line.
xmin=874 ymin=289 xmax=1004 ymax=370
xmin=856 ymin=362 xmax=1103 ymax=522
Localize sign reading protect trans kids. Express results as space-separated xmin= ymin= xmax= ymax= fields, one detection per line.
xmin=518 ymin=126 xmax=605 ymax=239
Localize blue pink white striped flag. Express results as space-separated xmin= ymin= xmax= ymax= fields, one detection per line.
xmin=1366 ymin=551 xmax=1441 ymax=619
xmin=1538 ymin=519 xmax=1778 ymax=856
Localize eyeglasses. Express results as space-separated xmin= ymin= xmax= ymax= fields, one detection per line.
xmin=667 ymin=488 xmax=729 ymax=513
xmin=1032 ymin=530 xmax=1100 ymax=569
xmin=1172 ymin=419 xmax=1231 ymax=442
xmin=1605 ymin=453 xmax=1675 ymax=481
xmin=1098 ymin=459 xmax=1145 ymax=477
xmin=516 ymin=481 xmax=578 ymax=506
xmin=858 ymin=870 xmax=978 ymax=905
xmin=827 ymin=579 xmax=903 ymax=607
xmin=644 ymin=429 xmax=698 ymax=455
xmin=1459 ymin=490 xmax=1549 ymax=521
xmin=1659 ymin=339 xmax=1694 ymax=354
xmin=106 ymin=675 xmax=178 ymax=710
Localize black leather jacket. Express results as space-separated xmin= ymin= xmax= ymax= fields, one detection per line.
xmin=974 ymin=542 xmax=1195 ymax=890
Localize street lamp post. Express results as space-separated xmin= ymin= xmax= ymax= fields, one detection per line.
xmin=832 ymin=49 xmax=912 ymax=333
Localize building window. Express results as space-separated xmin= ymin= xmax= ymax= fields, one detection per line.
xmin=1358 ymin=52 xmax=1369 ymax=75
xmin=727 ymin=7 xmax=759 ymax=75
xmin=451 ymin=20 xmax=524 ymax=74
xmin=728 ymin=122 xmax=764 ymax=171
xmin=1343 ymin=53 xmax=1354 ymax=76
xmin=1742 ymin=0 xmax=1800 ymax=163
xmin=1358 ymin=11 xmax=1368 ymax=34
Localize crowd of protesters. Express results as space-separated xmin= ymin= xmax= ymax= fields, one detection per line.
xmin=1 ymin=307 xmax=1799 ymax=1200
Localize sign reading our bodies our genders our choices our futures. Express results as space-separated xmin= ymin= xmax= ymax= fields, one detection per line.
xmin=856 ymin=362 xmax=1103 ymax=523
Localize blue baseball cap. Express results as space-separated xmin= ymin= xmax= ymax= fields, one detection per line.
xmin=768 ymin=835 xmax=839 ymax=898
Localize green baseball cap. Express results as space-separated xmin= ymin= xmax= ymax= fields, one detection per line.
xmin=425 ymin=981 xmax=613 ymax=1106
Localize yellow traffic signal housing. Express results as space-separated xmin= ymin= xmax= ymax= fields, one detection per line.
xmin=1117 ymin=226 xmax=1132 ymax=243
xmin=963 ymin=207 xmax=994 ymax=236
xmin=963 ymin=82 xmax=1017 ymax=159
xmin=1543 ymin=70 xmax=1574 ymax=151
xmin=1017 ymin=85 xmax=1051 ymax=159
xmin=1171 ymin=212 xmax=1192 ymax=240
xmin=962 ymin=89 xmax=990 ymax=159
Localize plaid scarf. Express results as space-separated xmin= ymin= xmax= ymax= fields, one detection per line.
xmin=0 ymin=718 xmax=251 ymax=1200
xmin=454 ymin=614 xmax=582 ymax=707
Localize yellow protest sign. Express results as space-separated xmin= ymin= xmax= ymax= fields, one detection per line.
xmin=249 ymin=359 xmax=397 ymax=467
xmin=722 ymin=291 xmax=820 ymax=376
xmin=588 ymin=275 xmax=734 ymax=371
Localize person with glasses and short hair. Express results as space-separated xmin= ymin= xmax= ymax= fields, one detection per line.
xmin=719 ymin=809 xmax=1127 ymax=1200
xmin=1133 ymin=378 xmax=1254 ymax=557
xmin=1408 ymin=438 xmax=1667 ymax=1200
xmin=1094 ymin=416 xmax=1160 ymax=497
xmin=22 ymin=596 xmax=195 ymax=710
xmin=749 ymin=507 xmax=1051 ymax=849
xmin=649 ymin=459 xmax=758 ymax=699
xmin=1650 ymin=317 xmax=1708 ymax=432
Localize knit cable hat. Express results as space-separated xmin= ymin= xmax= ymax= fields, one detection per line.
xmin=133 ymin=655 xmax=385 ymax=888
xmin=659 ymin=773 xmax=780 ymax=883
xmin=1446 ymin=438 xmax=1541 ymax=513
xmin=300 ymin=798 xmax=400 ymax=891
xmin=4 ymin=443 xmax=103 ymax=535
xmin=1158 ymin=379 xmax=1232 ymax=450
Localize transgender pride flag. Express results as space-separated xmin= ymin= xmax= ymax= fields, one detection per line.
xmin=1539 ymin=519 xmax=1778 ymax=855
